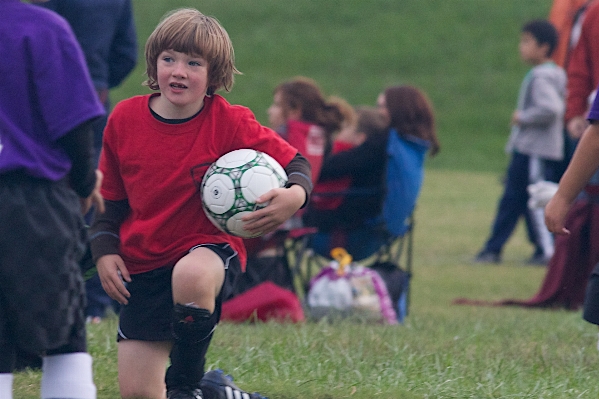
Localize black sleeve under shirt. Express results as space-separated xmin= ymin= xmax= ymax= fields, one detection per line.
xmin=284 ymin=152 xmax=313 ymax=208
xmin=56 ymin=120 xmax=97 ymax=198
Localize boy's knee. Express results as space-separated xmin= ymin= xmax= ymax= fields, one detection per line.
xmin=172 ymin=254 xmax=225 ymax=309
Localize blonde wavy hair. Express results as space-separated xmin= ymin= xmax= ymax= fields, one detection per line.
xmin=144 ymin=8 xmax=241 ymax=95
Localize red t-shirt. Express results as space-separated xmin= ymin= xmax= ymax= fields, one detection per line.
xmin=285 ymin=119 xmax=326 ymax=182
xmin=566 ymin=1 xmax=599 ymax=121
xmin=310 ymin=141 xmax=354 ymax=211
xmin=99 ymin=94 xmax=297 ymax=274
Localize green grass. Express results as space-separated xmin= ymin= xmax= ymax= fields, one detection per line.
xmin=14 ymin=169 xmax=599 ymax=399
xmin=15 ymin=1 xmax=599 ymax=398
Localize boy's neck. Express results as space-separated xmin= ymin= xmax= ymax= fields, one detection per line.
xmin=528 ymin=57 xmax=553 ymax=67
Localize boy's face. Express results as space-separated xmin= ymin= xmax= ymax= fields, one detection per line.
xmin=154 ymin=49 xmax=209 ymax=118
xmin=519 ymin=32 xmax=549 ymax=65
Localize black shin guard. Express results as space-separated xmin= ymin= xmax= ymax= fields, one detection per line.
xmin=166 ymin=304 xmax=216 ymax=390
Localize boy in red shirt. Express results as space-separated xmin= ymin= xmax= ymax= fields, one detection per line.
xmin=90 ymin=8 xmax=311 ymax=399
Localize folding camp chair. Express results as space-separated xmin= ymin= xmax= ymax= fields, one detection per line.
xmin=284 ymin=130 xmax=429 ymax=323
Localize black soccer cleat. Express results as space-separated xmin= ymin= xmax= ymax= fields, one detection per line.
xmin=167 ymin=386 xmax=204 ymax=399
xmin=200 ymin=369 xmax=268 ymax=399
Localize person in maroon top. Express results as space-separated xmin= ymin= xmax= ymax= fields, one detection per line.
xmin=548 ymin=0 xmax=589 ymax=67
xmin=90 ymin=8 xmax=311 ymax=399
xmin=565 ymin=0 xmax=599 ymax=141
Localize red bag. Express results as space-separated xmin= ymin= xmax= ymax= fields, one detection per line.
xmin=221 ymin=281 xmax=305 ymax=323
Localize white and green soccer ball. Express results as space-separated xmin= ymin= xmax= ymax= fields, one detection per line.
xmin=201 ymin=149 xmax=288 ymax=238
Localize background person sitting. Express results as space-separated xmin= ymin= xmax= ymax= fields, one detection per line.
xmin=244 ymin=77 xmax=348 ymax=257
xmin=267 ymin=76 xmax=346 ymax=184
xmin=303 ymin=85 xmax=440 ymax=260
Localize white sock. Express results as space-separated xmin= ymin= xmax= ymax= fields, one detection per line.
xmin=40 ymin=353 xmax=96 ymax=399
xmin=531 ymin=207 xmax=554 ymax=259
xmin=0 ymin=373 xmax=13 ymax=399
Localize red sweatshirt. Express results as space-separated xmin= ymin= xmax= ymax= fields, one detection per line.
xmin=566 ymin=1 xmax=599 ymax=121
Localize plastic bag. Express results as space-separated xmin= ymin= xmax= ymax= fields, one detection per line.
xmin=307 ymin=248 xmax=398 ymax=324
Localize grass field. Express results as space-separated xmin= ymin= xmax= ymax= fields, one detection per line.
xmin=14 ymin=1 xmax=599 ymax=398
xmin=15 ymin=169 xmax=599 ymax=398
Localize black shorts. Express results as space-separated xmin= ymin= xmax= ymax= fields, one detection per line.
xmin=117 ymin=243 xmax=241 ymax=342
xmin=583 ymin=263 xmax=599 ymax=325
xmin=0 ymin=174 xmax=87 ymax=369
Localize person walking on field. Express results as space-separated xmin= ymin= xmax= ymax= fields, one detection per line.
xmin=475 ymin=20 xmax=566 ymax=265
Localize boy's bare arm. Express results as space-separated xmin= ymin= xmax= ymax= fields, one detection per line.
xmin=96 ymin=254 xmax=131 ymax=305
xmin=546 ymin=123 xmax=599 ymax=233
xmin=557 ymin=123 xmax=599 ymax=201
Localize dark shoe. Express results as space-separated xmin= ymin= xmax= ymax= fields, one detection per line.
xmin=527 ymin=253 xmax=549 ymax=266
xmin=473 ymin=250 xmax=501 ymax=264
xmin=200 ymin=369 xmax=267 ymax=399
xmin=167 ymin=386 xmax=203 ymax=399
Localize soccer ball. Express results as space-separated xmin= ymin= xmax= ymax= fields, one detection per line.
xmin=201 ymin=149 xmax=288 ymax=238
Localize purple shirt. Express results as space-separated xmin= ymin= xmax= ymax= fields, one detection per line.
xmin=0 ymin=0 xmax=104 ymax=180
xmin=587 ymin=89 xmax=599 ymax=121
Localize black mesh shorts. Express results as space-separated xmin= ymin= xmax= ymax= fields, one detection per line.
xmin=0 ymin=175 xmax=87 ymax=370
xmin=583 ymin=263 xmax=599 ymax=325
xmin=117 ymin=243 xmax=241 ymax=342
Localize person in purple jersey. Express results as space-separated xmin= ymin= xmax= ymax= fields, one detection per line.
xmin=546 ymin=85 xmax=599 ymax=346
xmin=39 ymin=0 xmax=139 ymax=325
xmin=0 ymin=1 xmax=105 ymax=398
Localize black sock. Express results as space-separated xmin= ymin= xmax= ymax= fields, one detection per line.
xmin=166 ymin=304 xmax=217 ymax=391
